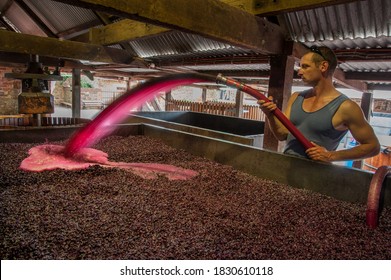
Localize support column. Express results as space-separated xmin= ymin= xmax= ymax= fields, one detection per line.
xmin=165 ymin=90 xmax=172 ymax=111
xmin=201 ymin=88 xmax=207 ymax=103
xmin=234 ymin=89 xmax=244 ymax=118
xmin=353 ymin=91 xmax=374 ymax=169
xmin=360 ymin=92 xmax=373 ymax=122
xmin=72 ymin=68 xmax=81 ymax=118
xmin=263 ymin=54 xmax=295 ymax=151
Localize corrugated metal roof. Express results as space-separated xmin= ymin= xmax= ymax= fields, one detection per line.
xmin=128 ymin=30 xmax=257 ymax=59
xmin=282 ymin=0 xmax=391 ymax=77
xmin=23 ymin=0 xmax=98 ymax=37
xmin=1 ymin=2 xmax=46 ymax=36
xmin=318 ymin=36 xmax=391 ymax=50
xmin=0 ymin=0 xmax=390 ymax=85
xmin=339 ymin=61 xmax=391 ymax=72
xmin=285 ymin=0 xmax=390 ymax=46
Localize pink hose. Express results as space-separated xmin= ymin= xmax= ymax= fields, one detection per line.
xmin=366 ymin=165 xmax=391 ymax=229
xmin=216 ymin=74 xmax=314 ymax=150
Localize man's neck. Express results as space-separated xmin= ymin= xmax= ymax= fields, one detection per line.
xmin=312 ymin=77 xmax=337 ymax=97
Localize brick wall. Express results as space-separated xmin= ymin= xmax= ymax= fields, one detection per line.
xmin=0 ymin=67 xmax=20 ymax=115
xmin=373 ymin=99 xmax=391 ymax=113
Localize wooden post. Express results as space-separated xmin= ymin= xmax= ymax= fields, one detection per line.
xmin=72 ymin=68 xmax=81 ymax=118
xmin=353 ymin=92 xmax=374 ymax=169
xmin=202 ymin=88 xmax=207 ymax=103
xmin=360 ymin=92 xmax=373 ymax=122
xmin=235 ymin=89 xmax=244 ymax=118
xmin=263 ymin=54 xmax=295 ymax=152
xmin=165 ymin=90 xmax=172 ymax=111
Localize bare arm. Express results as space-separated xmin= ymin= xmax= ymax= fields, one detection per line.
xmin=258 ymin=93 xmax=298 ymax=141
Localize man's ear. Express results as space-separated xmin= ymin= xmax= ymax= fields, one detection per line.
xmin=320 ymin=61 xmax=330 ymax=74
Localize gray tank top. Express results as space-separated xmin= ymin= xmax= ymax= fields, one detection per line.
xmin=284 ymin=90 xmax=349 ymax=158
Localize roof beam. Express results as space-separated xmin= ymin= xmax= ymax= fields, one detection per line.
xmin=51 ymin=0 xmax=285 ymax=54
xmin=90 ymin=11 xmax=138 ymax=55
xmin=57 ymin=19 xmax=101 ymax=39
xmin=367 ymin=84 xmax=391 ymax=91
xmin=0 ymin=0 xmax=14 ymax=14
xmin=87 ymin=0 xmax=360 ymax=47
xmin=89 ymin=20 xmax=170 ymax=45
xmin=0 ymin=30 xmax=134 ymax=64
xmin=14 ymin=0 xmax=58 ymax=38
xmin=199 ymin=69 xmax=270 ymax=77
xmin=345 ymin=72 xmax=391 ymax=82
xmin=221 ymin=0 xmax=360 ymax=15
xmin=333 ymin=68 xmax=368 ymax=92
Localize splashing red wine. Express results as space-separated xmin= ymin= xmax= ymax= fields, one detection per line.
xmin=20 ymin=144 xmax=198 ymax=180
xmin=65 ymin=73 xmax=215 ymax=156
xmin=20 ymin=74 xmax=216 ymax=179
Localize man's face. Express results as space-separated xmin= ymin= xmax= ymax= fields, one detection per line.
xmin=297 ymin=53 xmax=323 ymax=86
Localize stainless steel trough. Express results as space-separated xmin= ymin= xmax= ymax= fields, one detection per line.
xmin=126 ymin=111 xmax=265 ymax=147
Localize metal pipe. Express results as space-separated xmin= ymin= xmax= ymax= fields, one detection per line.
xmin=216 ymin=74 xmax=314 ymax=150
xmin=366 ymin=165 xmax=391 ymax=229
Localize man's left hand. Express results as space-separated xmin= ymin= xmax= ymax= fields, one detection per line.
xmin=305 ymin=142 xmax=333 ymax=162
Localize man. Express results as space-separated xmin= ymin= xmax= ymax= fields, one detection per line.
xmin=259 ymin=46 xmax=380 ymax=162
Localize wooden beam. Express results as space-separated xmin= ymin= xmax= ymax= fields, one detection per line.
xmin=0 ymin=30 xmax=134 ymax=64
xmin=91 ymin=11 xmax=141 ymax=54
xmin=14 ymin=0 xmax=58 ymax=37
xmin=0 ymin=0 xmax=14 ymax=14
xmin=90 ymin=20 xmax=170 ymax=45
xmin=81 ymin=0 xmax=362 ymax=48
xmin=235 ymin=89 xmax=244 ymax=118
xmin=344 ymin=72 xmax=391 ymax=82
xmin=51 ymin=0 xmax=285 ymax=54
xmin=220 ymin=0 xmax=360 ymax=15
xmin=360 ymin=92 xmax=373 ymax=121
xmin=367 ymin=84 xmax=391 ymax=91
xmin=57 ymin=19 xmax=102 ymax=39
xmin=333 ymin=68 xmax=368 ymax=92
xmin=199 ymin=70 xmax=270 ymax=77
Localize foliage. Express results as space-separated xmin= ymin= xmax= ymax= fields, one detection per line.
xmin=60 ymin=74 xmax=93 ymax=88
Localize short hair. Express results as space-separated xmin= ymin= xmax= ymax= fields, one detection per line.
xmin=308 ymin=46 xmax=338 ymax=76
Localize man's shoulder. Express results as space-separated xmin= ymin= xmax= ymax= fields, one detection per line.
xmin=338 ymin=97 xmax=362 ymax=115
xmin=297 ymin=89 xmax=312 ymax=96
xmin=289 ymin=91 xmax=302 ymax=104
xmin=336 ymin=91 xmax=350 ymax=100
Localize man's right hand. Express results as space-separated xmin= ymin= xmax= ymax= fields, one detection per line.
xmin=258 ymin=96 xmax=277 ymax=117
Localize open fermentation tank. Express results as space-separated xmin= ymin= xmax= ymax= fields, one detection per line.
xmin=1 ymin=124 xmax=391 ymax=259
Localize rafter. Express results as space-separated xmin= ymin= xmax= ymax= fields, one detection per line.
xmin=51 ymin=0 xmax=285 ymax=54
xmin=220 ymin=0 xmax=361 ymax=15
xmin=89 ymin=20 xmax=170 ymax=45
xmin=333 ymin=68 xmax=368 ymax=92
xmin=14 ymin=0 xmax=58 ymax=37
xmin=83 ymin=0 xmax=365 ymax=53
xmin=345 ymin=72 xmax=391 ymax=82
xmin=0 ymin=30 xmax=134 ymax=64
